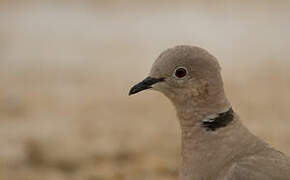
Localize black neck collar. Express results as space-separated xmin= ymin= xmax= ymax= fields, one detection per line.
xmin=202 ymin=108 xmax=234 ymax=131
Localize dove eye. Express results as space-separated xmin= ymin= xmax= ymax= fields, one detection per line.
xmin=174 ymin=67 xmax=187 ymax=79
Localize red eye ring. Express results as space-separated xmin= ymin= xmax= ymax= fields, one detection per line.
xmin=174 ymin=67 xmax=187 ymax=79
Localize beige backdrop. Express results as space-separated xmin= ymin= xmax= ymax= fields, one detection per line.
xmin=0 ymin=1 xmax=289 ymax=180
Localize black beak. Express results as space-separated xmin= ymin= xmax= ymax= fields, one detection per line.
xmin=129 ymin=76 xmax=164 ymax=96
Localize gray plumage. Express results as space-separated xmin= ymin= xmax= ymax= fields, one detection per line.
xmin=129 ymin=45 xmax=290 ymax=180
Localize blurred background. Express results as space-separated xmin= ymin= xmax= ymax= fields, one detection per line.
xmin=0 ymin=0 xmax=290 ymax=179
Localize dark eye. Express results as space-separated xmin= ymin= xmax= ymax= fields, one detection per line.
xmin=174 ymin=67 xmax=187 ymax=79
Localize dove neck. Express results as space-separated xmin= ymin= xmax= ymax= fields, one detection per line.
xmin=175 ymin=95 xmax=238 ymax=179
xmin=175 ymin=92 xmax=231 ymax=128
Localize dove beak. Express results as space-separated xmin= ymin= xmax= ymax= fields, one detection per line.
xmin=129 ymin=76 xmax=164 ymax=96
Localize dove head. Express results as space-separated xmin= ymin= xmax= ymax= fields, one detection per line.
xmin=129 ymin=45 xmax=230 ymax=118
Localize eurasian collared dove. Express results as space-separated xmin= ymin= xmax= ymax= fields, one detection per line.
xmin=129 ymin=45 xmax=290 ymax=180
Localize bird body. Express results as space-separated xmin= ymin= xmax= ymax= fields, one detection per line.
xmin=180 ymin=114 xmax=290 ymax=180
xmin=129 ymin=45 xmax=290 ymax=180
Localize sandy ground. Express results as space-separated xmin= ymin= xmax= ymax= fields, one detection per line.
xmin=0 ymin=1 xmax=289 ymax=180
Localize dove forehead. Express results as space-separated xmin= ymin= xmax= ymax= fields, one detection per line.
xmin=150 ymin=45 xmax=220 ymax=78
